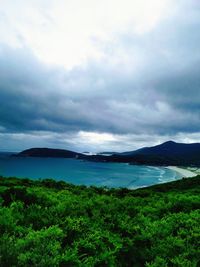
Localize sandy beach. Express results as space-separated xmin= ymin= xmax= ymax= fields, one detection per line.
xmin=166 ymin=166 xmax=197 ymax=178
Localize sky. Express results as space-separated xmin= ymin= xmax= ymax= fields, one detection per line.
xmin=0 ymin=0 xmax=200 ymax=152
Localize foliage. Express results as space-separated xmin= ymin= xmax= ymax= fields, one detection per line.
xmin=0 ymin=175 xmax=199 ymax=266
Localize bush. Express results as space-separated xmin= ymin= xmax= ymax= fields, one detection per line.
xmin=0 ymin=176 xmax=199 ymax=266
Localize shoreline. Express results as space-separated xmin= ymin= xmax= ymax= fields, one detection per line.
xmin=166 ymin=166 xmax=197 ymax=178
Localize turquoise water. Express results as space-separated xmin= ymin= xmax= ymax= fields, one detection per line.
xmin=0 ymin=153 xmax=182 ymax=188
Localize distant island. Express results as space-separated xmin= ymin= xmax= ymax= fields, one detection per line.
xmin=15 ymin=141 xmax=200 ymax=166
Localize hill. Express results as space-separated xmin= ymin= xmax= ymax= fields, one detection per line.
xmin=118 ymin=141 xmax=200 ymax=157
xmin=16 ymin=147 xmax=83 ymax=158
xmin=0 ymin=175 xmax=199 ymax=266
xmin=110 ymin=141 xmax=200 ymax=166
xmin=15 ymin=141 xmax=200 ymax=166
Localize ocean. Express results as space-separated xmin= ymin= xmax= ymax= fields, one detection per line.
xmin=0 ymin=153 xmax=182 ymax=189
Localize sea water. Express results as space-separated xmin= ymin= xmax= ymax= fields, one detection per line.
xmin=0 ymin=153 xmax=182 ymax=189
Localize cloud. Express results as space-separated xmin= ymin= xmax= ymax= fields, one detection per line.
xmin=0 ymin=0 xmax=200 ymax=151
xmin=0 ymin=0 xmax=170 ymax=68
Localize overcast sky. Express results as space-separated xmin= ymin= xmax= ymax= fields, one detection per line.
xmin=0 ymin=0 xmax=200 ymax=152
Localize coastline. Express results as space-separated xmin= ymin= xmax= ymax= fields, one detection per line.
xmin=166 ymin=166 xmax=197 ymax=178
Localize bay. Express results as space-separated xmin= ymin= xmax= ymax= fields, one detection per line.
xmin=0 ymin=153 xmax=182 ymax=189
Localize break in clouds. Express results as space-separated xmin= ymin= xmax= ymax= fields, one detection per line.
xmin=0 ymin=0 xmax=200 ymax=152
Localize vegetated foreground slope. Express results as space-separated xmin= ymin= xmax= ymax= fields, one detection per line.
xmin=0 ymin=175 xmax=199 ymax=267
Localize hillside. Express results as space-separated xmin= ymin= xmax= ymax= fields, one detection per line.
xmin=0 ymin=175 xmax=199 ymax=266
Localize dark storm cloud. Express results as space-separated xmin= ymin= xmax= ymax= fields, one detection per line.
xmin=0 ymin=46 xmax=99 ymax=133
xmin=0 ymin=0 xmax=200 ymax=151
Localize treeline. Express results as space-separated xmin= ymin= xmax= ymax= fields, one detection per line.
xmin=0 ymin=175 xmax=199 ymax=266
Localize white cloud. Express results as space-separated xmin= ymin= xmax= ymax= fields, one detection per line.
xmin=1 ymin=130 xmax=200 ymax=153
xmin=77 ymin=131 xmax=117 ymax=144
xmin=0 ymin=0 xmax=170 ymax=69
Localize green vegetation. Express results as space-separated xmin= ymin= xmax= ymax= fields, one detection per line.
xmin=0 ymin=175 xmax=199 ymax=266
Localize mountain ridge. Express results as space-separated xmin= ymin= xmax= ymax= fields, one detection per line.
xmin=15 ymin=141 xmax=200 ymax=166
